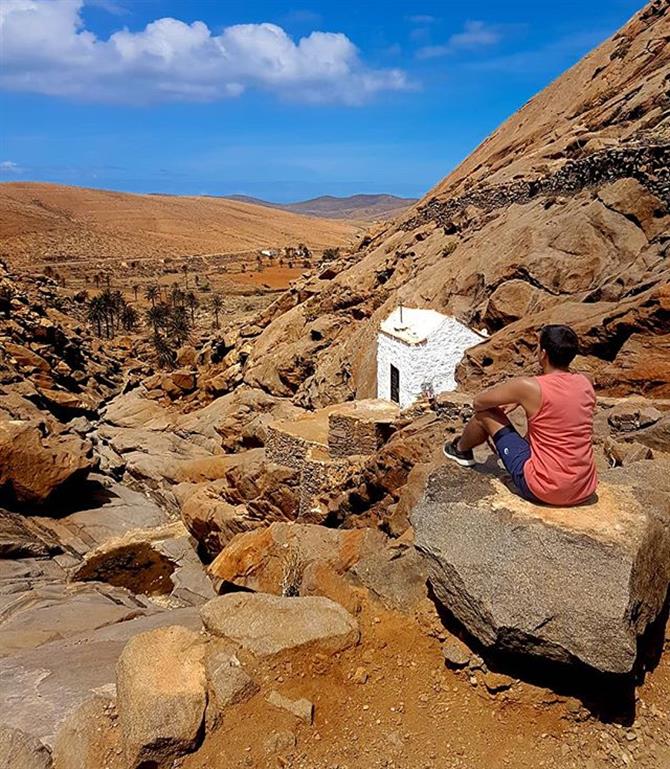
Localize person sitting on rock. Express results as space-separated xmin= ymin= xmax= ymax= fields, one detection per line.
xmin=443 ymin=324 xmax=597 ymax=505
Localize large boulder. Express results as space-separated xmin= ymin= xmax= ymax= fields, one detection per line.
xmin=411 ymin=459 xmax=670 ymax=675
xmin=0 ymin=609 xmax=202 ymax=747
xmin=0 ymin=419 xmax=94 ymax=505
xmin=201 ymin=593 xmax=359 ymax=657
xmin=116 ymin=625 xmax=207 ymax=769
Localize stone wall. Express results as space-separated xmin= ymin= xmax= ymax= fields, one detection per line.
xmin=403 ymin=142 xmax=669 ymax=232
xmin=265 ymin=425 xmax=317 ymax=471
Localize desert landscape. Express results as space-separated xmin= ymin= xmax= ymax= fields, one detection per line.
xmin=0 ymin=1 xmax=669 ymax=769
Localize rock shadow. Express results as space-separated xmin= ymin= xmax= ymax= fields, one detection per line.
xmin=428 ymin=582 xmax=670 ymax=725
xmin=74 ymin=542 xmax=176 ymax=596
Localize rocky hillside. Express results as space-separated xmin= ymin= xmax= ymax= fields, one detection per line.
xmin=0 ymin=183 xmax=360 ymax=264
xmin=210 ymin=1 xmax=669 ymax=409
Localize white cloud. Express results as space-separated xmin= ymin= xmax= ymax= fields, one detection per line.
xmin=0 ymin=160 xmax=22 ymax=173
xmin=86 ymin=0 xmax=128 ymax=15
xmin=417 ymin=20 xmax=500 ymax=59
xmin=0 ymin=0 xmax=410 ymax=105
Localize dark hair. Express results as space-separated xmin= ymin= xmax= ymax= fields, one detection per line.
xmin=539 ymin=324 xmax=579 ymax=367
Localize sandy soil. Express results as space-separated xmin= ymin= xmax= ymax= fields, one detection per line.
xmin=182 ymin=603 xmax=670 ymax=769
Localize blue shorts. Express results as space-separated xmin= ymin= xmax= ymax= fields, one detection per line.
xmin=492 ymin=426 xmax=539 ymax=503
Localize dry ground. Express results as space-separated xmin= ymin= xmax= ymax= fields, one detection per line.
xmin=0 ymin=182 xmax=361 ymax=264
xmin=182 ymin=602 xmax=670 ymax=769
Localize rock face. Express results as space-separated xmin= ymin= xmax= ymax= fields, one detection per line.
xmin=201 ymin=593 xmax=359 ymax=657
xmin=116 ymin=625 xmax=207 ymax=769
xmin=0 ymin=726 xmax=52 ymax=769
xmin=411 ymin=461 xmax=670 ymax=675
xmin=0 ymin=419 xmax=94 ymax=505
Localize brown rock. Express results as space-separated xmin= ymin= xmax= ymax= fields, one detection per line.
xmin=52 ymin=693 xmax=122 ymax=769
xmin=176 ymin=345 xmax=198 ymax=367
xmin=266 ymin=690 xmax=314 ymax=724
xmin=200 ymin=593 xmax=359 ymax=657
xmin=0 ymin=726 xmax=52 ymax=769
xmin=116 ymin=625 xmax=207 ymax=768
xmin=204 ymin=647 xmax=259 ymax=730
xmin=169 ymin=369 xmax=197 ymax=393
xmin=0 ymin=419 xmax=94 ymax=505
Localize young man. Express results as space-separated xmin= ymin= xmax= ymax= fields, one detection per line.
xmin=444 ymin=324 xmax=597 ymax=506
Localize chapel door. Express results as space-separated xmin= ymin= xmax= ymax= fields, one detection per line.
xmin=390 ymin=364 xmax=400 ymax=404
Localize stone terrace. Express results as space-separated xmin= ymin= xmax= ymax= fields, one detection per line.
xmin=266 ymin=399 xmax=400 ymax=519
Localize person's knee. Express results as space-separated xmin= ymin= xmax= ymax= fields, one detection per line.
xmin=474 ymin=407 xmax=505 ymax=423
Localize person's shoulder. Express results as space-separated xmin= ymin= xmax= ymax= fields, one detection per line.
xmin=574 ymin=371 xmax=595 ymax=389
xmin=514 ymin=375 xmax=540 ymax=391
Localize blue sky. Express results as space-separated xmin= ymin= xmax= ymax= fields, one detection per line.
xmin=0 ymin=0 xmax=643 ymax=202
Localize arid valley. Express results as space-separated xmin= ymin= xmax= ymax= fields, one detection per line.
xmin=0 ymin=2 xmax=669 ymax=769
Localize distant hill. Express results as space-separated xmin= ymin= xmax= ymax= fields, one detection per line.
xmin=225 ymin=193 xmax=418 ymax=221
xmin=0 ymin=183 xmax=361 ymax=263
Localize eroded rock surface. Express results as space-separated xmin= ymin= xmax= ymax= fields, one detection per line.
xmin=201 ymin=593 xmax=360 ymax=657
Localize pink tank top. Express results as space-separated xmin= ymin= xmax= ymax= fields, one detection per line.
xmin=523 ymin=371 xmax=597 ymax=505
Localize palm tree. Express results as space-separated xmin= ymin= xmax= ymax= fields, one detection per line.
xmin=168 ymin=305 xmax=191 ymax=347
xmin=145 ymin=303 xmax=167 ymax=334
xmin=87 ymin=296 xmax=104 ymax=336
xmin=186 ymin=291 xmax=198 ymax=323
xmin=211 ymin=293 xmax=223 ymax=329
xmin=170 ymin=284 xmax=184 ymax=308
xmin=133 ymin=284 xmax=139 ymax=301
xmin=181 ymin=263 xmax=189 ymax=289
xmin=151 ymin=332 xmax=176 ymax=368
xmin=145 ymin=284 xmax=159 ymax=306
xmin=121 ymin=304 xmax=138 ymax=331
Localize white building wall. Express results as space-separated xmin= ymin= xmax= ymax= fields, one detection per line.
xmin=377 ymin=317 xmax=482 ymax=409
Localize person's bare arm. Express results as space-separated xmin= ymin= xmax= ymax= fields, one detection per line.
xmin=472 ymin=377 xmax=538 ymax=413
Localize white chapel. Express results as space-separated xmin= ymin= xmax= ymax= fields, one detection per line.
xmin=376 ymin=306 xmax=483 ymax=409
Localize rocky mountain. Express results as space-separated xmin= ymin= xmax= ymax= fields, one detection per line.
xmin=212 ymin=1 xmax=669 ymax=409
xmin=0 ymin=182 xmax=360 ymax=264
xmin=225 ymin=193 xmax=418 ymax=221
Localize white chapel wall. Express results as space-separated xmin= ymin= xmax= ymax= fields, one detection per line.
xmin=376 ymin=318 xmax=482 ymax=409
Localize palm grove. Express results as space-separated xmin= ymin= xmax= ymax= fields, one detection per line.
xmin=87 ymin=281 xmax=224 ymax=368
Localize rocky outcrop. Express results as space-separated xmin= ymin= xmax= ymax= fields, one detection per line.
xmin=207 ymin=521 xmax=428 ymax=614
xmin=176 ymin=449 xmax=301 ymax=558
xmin=0 ymin=419 xmax=95 ymax=506
xmin=201 ymin=593 xmax=360 ymax=657
xmin=411 ymin=459 xmax=670 ymax=675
